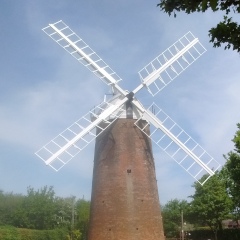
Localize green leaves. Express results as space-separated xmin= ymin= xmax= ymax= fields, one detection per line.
xmin=157 ymin=0 xmax=240 ymax=52
xmin=158 ymin=0 xmax=240 ymax=14
xmin=161 ymin=176 xmax=233 ymax=239
xmin=161 ymin=199 xmax=190 ymax=237
xmin=225 ymin=123 xmax=240 ymax=220
xmin=161 ymin=171 xmax=233 ymax=238
xmin=184 ymin=172 xmax=232 ymax=240
xmin=75 ymin=199 xmax=90 ymax=240
xmin=209 ymin=0 xmax=218 ymax=11
xmin=233 ymin=123 xmax=240 ymax=153
xmin=0 ymin=186 xmax=90 ymax=240
xmin=0 ymin=192 xmax=24 ymax=226
xmin=19 ymin=186 xmax=57 ymax=230
xmin=209 ymin=16 xmax=240 ymax=51
xmin=0 ymin=226 xmax=68 ymax=240
xmin=157 ymin=0 xmax=220 ymax=15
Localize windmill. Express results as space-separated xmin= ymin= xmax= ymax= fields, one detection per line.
xmin=36 ymin=20 xmax=221 ymax=240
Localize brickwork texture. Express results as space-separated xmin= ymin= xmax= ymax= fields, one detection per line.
xmin=88 ymin=118 xmax=165 ymax=240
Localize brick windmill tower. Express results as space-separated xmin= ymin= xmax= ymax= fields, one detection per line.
xmin=36 ymin=21 xmax=220 ymax=240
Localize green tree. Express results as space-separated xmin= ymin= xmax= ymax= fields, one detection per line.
xmin=15 ymin=186 xmax=57 ymax=229
xmin=0 ymin=185 xmax=91 ymax=239
xmin=54 ymin=196 xmax=74 ymax=229
xmin=157 ymin=0 xmax=240 ymax=52
xmin=75 ymin=199 xmax=90 ymax=240
xmin=225 ymin=123 xmax=240 ymax=223
xmin=0 ymin=191 xmax=24 ymax=226
xmin=161 ymin=199 xmax=190 ymax=238
xmin=190 ymin=172 xmax=232 ymax=240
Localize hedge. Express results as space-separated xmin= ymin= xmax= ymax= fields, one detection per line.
xmin=188 ymin=228 xmax=240 ymax=240
xmin=0 ymin=226 xmax=69 ymax=240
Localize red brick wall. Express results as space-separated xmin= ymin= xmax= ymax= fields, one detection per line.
xmin=88 ymin=118 xmax=165 ymax=240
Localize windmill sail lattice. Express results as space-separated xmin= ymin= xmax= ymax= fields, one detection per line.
xmin=37 ymin=20 xmax=220 ymax=186
xmin=138 ymin=32 xmax=206 ymax=96
xmin=36 ymin=101 xmax=125 ymax=171
xmin=135 ymin=103 xmax=220 ymax=185
xmin=42 ymin=20 xmax=124 ymax=94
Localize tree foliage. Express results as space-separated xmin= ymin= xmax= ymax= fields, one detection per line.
xmin=189 ymin=172 xmax=232 ymax=240
xmin=157 ymin=0 xmax=240 ymax=52
xmin=15 ymin=186 xmax=57 ymax=229
xmin=75 ymin=199 xmax=90 ymax=240
xmin=161 ymin=123 xmax=240 ymax=239
xmin=0 ymin=191 xmax=24 ymax=226
xmin=225 ymin=123 xmax=240 ymax=221
xmin=162 ymin=199 xmax=190 ymax=238
xmin=0 ymin=186 xmax=90 ymax=240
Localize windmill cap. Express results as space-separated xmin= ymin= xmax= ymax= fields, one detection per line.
xmin=126 ymin=92 xmax=134 ymax=101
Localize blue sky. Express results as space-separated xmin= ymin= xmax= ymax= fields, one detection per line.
xmin=1 ymin=1 xmax=240 ymax=204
